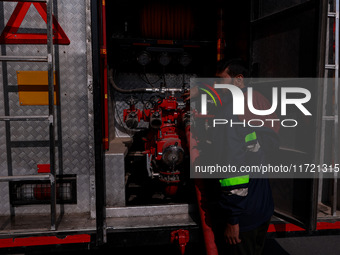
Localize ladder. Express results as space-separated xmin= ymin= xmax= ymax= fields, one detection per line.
xmin=0 ymin=0 xmax=57 ymax=230
xmin=319 ymin=0 xmax=339 ymax=216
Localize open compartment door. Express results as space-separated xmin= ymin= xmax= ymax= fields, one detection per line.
xmin=249 ymin=0 xmax=322 ymax=232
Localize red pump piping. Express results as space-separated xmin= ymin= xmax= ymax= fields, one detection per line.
xmin=100 ymin=0 xmax=109 ymax=150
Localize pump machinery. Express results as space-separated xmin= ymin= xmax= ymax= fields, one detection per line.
xmin=122 ymin=87 xmax=191 ymax=197
xmin=106 ymin=39 xmax=202 ymax=201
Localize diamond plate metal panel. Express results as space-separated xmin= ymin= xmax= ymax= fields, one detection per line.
xmin=85 ymin=0 xmax=95 ymax=218
xmin=0 ymin=0 xmax=93 ymax=215
xmin=0 ymin=183 xmax=10 ymax=215
xmin=105 ymin=143 xmax=127 ymax=207
xmin=106 ymin=204 xmax=193 ymax=218
xmin=106 ymin=213 xmax=197 ymax=230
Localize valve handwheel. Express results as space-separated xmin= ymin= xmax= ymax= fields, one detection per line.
xmin=124 ymin=95 xmax=138 ymax=106
xmin=149 ymin=95 xmax=164 ymax=106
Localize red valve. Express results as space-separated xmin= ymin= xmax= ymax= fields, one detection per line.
xmin=171 ymin=229 xmax=190 ymax=255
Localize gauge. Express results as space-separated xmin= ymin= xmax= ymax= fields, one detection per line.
xmin=158 ymin=52 xmax=171 ymax=66
xmin=179 ymin=52 xmax=192 ymax=67
xmin=137 ymin=51 xmax=152 ymax=66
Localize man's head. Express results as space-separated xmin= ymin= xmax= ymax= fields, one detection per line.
xmin=215 ymin=58 xmax=249 ymax=89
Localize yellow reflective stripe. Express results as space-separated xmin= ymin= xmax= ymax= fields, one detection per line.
xmin=219 ymin=175 xmax=249 ymax=187
xmin=245 ymin=132 xmax=257 ymax=143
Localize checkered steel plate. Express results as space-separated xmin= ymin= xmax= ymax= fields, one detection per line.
xmin=0 ymin=1 xmax=93 ymax=215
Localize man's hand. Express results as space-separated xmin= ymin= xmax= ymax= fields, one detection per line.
xmin=224 ymin=223 xmax=241 ymax=245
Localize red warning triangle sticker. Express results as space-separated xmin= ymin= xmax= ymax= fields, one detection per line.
xmin=0 ymin=2 xmax=70 ymax=45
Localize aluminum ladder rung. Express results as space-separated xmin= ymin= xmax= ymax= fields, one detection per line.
xmin=323 ymin=116 xmax=336 ymax=120
xmin=0 ymin=56 xmax=48 ymax=62
xmin=321 ymin=0 xmax=340 ymax=217
xmin=0 ymin=0 xmax=57 ymax=231
xmin=325 ymin=64 xmax=337 ymax=69
xmin=0 ymin=174 xmax=52 ymax=182
xmin=0 ymin=115 xmax=50 ymax=121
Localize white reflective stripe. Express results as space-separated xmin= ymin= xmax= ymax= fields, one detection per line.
xmin=246 ymin=141 xmax=261 ymax=152
xmin=227 ymin=188 xmax=248 ymax=196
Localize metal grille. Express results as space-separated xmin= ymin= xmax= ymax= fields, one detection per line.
xmin=9 ymin=174 xmax=77 ymax=206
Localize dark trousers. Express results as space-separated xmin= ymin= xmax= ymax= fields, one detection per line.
xmin=216 ymin=219 xmax=270 ymax=255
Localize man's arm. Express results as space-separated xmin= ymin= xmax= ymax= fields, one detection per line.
xmin=219 ymin=178 xmax=249 ymax=245
xmin=217 ymin=124 xmax=254 ymax=245
xmin=225 ymin=223 xmax=241 ymax=244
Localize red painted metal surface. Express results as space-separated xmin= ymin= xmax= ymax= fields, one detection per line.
xmin=0 ymin=2 xmax=70 ymax=45
xmin=185 ymin=125 xmax=218 ymax=255
xmin=216 ymin=6 xmax=225 ymax=61
xmin=267 ymin=223 xmax=305 ymax=233
xmin=194 ymin=179 xmax=219 ymax=255
xmin=267 ymin=221 xmax=340 ymax=232
xmin=0 ymin=234 xmax=90 ymax=248
xmin=37 ymin=164 xmax=50 ymax=173
xmin=316 ymin=221 xmax=340 ymax=230
xmin=100 ymin=0 xmax=109 ymax=150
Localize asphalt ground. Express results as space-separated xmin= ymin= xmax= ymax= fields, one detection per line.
xmin=90 ymin=236 xmax=340 ymax=255
xmin=3 ymin=235 xmax=340 ymax=255
xmin=263 ymin=235 xmax=340 ymax=255
xmin=66 ymin=235 xmax=340 ymax=255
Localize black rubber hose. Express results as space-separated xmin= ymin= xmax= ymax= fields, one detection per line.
xmin=109 ymin=69 xmax=147 ymax=93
